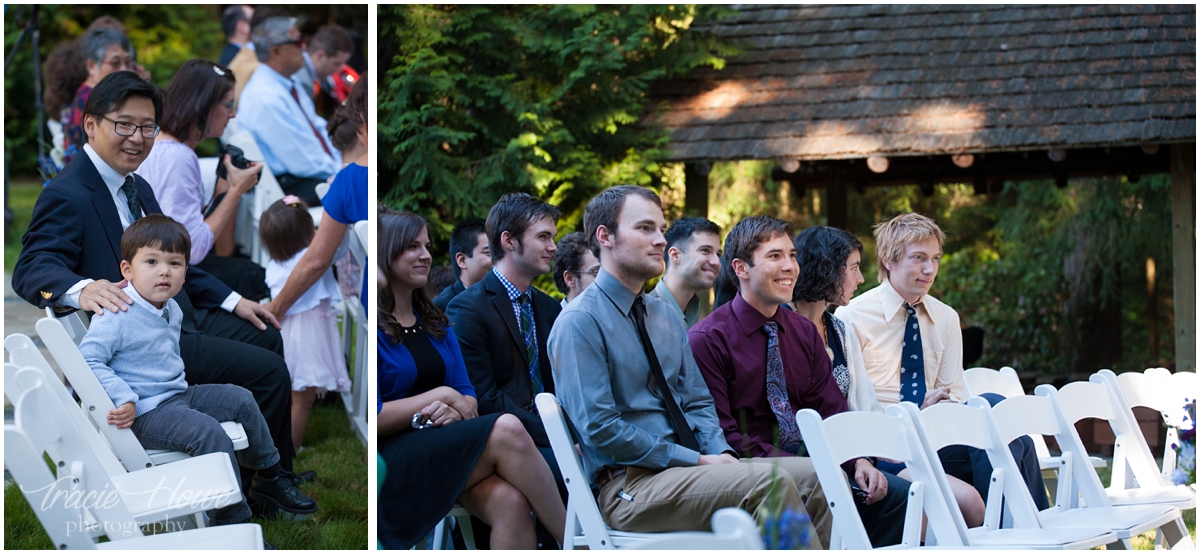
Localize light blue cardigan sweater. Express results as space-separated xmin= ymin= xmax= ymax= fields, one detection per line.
xmin=78 ymin=285 xmax=187 ymax=416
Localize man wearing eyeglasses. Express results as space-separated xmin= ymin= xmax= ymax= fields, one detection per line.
xmin=237 ymin=14 xmax=339 ymax=207
xmin=647 ymin=217 xmax=723 ymax=330
xmin=14 ymin=70 xmax=302 ymax=480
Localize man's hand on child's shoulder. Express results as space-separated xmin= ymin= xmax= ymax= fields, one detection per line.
xmin=108 ymin=402 xmax=136 ymax=429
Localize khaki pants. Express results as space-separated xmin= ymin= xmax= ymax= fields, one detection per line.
xmin=596 ymin=457 xmax=831 ymax=548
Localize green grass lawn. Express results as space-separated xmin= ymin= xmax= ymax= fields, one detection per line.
xmin=4 ymin=401 xmax=367 ymax=549
xmin=4 ymin=178 xmax=42 ymax=273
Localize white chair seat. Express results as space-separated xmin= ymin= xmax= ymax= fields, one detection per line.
xmin=94 ymin=523 xmax=262 ymax=550
xmin=1105 ymin=484 xmax=1197 ymax=508
xmin=965 ymin=527 xmax=1119 ymax=550
xmin=1039 ymin=504 xmax=1181 ymax=539
xmin=109 ymin=451 xmax=242 ymax=523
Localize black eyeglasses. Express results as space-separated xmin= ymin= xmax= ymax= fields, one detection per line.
xmin=100 ymin=115 xmax=160 ymax=138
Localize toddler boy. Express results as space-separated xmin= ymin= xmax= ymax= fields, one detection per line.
xmin=80 ymin=215 xmax=316 ymax=524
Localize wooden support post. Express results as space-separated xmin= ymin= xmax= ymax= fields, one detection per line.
xmin=683 ymin=162 xmax=710 ymax=219
xmin=827 ymin=165 xmax=847 ymax=229
xmin=1170 ymin=144 xmax=1195 ymax=373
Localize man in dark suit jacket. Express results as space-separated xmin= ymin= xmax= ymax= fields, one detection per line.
xmin=12 ymin=71 xmax=299 ymax=475
xmin=445 ymin=193 xmax=564 ymax=549
xmin=433 ymin=218 xmax=490 ymax=311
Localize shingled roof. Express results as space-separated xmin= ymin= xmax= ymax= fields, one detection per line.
xmin=650 ymin=4 xmax=1197 ymax=162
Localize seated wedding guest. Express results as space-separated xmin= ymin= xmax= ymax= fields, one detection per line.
xmin=327 ymin=102 xmax=367 ymax=167
xmin=80 ymin=215 xmax=316 ymax=538
xmin=377 ymin=208 xmax=566 ymax=550
xmin=219 ymin=5 xmax=254 ymax=67
xmin=788 ymin=226 xmax=985 ymax=527
xmin=61 ymin=28 xmax=134 ymax=164
xmin=290 ymin=24 xmax=354 ymax=104
xmin=138 ymin=59 xmax=267 ymax=301
xmin=425 ymin=264 xmax=457 ymax=300
xmin=837 ymin=213 xmax=1049 ymax=509
xmin=647 ymin=217 xmax=722 ymax=329
xmin=689 ymin=216 xmax=909 ymax=547
xmin=13 ymin=71 xmax=295 ymax=476
xmin=432 ymin=218 xmax=490 ymax=311
xmin=238 ymin=14 xmax=340 ymax=207
xmin=551 ymin=232 xmax=598 ymax=307
xmin=229 ymin=6 xmax=290 ymax=102
xmin=267 ymin=73 xmax=368 ymax=320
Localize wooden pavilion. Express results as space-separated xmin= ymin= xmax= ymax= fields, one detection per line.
xmin=649 ymin=4 xmax=1196 ymax=372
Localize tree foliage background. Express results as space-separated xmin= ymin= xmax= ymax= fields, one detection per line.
xmin=379 ymin=4 xmax=737 ymax=240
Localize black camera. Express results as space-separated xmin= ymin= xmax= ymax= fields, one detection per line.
xmin=215 ymin=143 xmax=258 ymax=181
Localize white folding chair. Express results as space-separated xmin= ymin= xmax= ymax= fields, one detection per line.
xmin=637 ymin=508 xmax=764 ymax=550
xmin=198 ymin=156 xmax=219 ymax=211
xmin=534 ymin=393 xmax=713 ymax=549
xmin=987 ymin=388 xmax=1189 ymax=548
xmin=900 ymin=401 xmax=1118 ymax=549
xmin=5 ymin=371 xmax=263 ymax=550
xmin=3 ymin=364 xmax=248 ymax=537
xmin=34 ymin=316 xmax=248 ymax=470
xmin=963 ymin=366 xmax=1106 ymax=505
xmin=1111 ymin=368 xmax=1197 ymax=482
xmin=1056 ymin=375 xmax=1195 ymax=546
xmin=419 ymin=504 xmax=476 ymax=550
xmin=796 ymin=406 xmax=962 ymax=549
xmin=337 ymin=219 xmax=369 ymax=444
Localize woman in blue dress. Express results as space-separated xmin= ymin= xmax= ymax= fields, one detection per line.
xmin=376 ymin=208 xmax=566 ymax=549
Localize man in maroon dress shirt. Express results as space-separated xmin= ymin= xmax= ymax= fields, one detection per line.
xmin=688 ymin=215 xmax=909 ymax=547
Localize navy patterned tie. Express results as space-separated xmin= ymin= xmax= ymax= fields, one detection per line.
xmin=763 ymin=322 xmax=802 ymax=454
xmin=517 ymin=294 xmax=542 ymax=395
xmin=900 ymin=303 xmax=927 ymax=405
xmin=121 ymin=175 xmax=143 ymax=221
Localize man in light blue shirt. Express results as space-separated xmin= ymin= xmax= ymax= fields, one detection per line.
xmin=238 ymin=15 xmax=340 ymax=206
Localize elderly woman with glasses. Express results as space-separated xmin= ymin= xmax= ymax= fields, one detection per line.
xmin=61 ymin=27 xmax=136 ymax=164
xmin=137 ymin=59 xmax=267 ymax=300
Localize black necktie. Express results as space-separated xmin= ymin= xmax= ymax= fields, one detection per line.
xmin=631 ymin=296 xmax=701 ymax=451
xmin=121 ymin=175 xmax=143 ymax=221
xmin=900 ymin=303 xmax=927 ymax=405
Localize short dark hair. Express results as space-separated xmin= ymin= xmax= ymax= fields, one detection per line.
xmin=160 ymin=59 xmax=236 ymax=142
xmin=308 ymin=24 xmax=354 ymax=57
xmin=121 ymin=214 xmax=191 ymax=265
xmin=552 ymin=232 xmax=590 ymax=294
xmin=448 ymin=218 xmax=487 ymax=279
xmin=722 ymin=216 xmax=795 ymax=291
xmin=221 ymin=5 xmax=251 ymax=38
xmin=583 ymin=185 xmax=661 ymax=259
xmin=793 ymin=226 xmax=864 ymax=304
xmin=84 ymin=71 xmax=163 ymax=123
xmin=663 ymin=217 xmax=721 ymax=269
xmin=485 ymin=193 xmax=562 ymax=262
xmin=259 ymin=198 xmax=316 ymax=262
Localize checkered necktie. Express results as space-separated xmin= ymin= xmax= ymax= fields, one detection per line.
xmin=900 ymin=303 xmax=927 ymax=405
xmin=517 ymin=294 xmax=542 ymax=395
xmin=121 ymin=175 xmax=143 ymax=221
xmin=764 ymin=322 xmax=802 ymax=454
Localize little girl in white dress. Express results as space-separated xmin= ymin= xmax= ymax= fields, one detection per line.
xmin=260 ymin=196 xmax=351 ymax=449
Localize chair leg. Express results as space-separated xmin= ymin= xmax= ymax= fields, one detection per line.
xmin=458 ymin=515 xmax=475 ymax=549
xmin=1158 ymin=518 xmax=1195 ymax=550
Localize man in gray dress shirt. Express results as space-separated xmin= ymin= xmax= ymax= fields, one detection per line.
xmin=548 ymin=186 xmax=831 ymax=542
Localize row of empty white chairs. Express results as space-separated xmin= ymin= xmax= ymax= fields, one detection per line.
xmin=524 ymin=364 xmax=1195 ymax=550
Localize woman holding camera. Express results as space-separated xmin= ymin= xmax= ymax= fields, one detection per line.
xmin=139 ymin=59 xmax=267 ymax=299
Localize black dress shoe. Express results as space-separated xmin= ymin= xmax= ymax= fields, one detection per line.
xmin=293 ymin=470 xmax=317 ymax=484
xmin=250 ymin=470 xmax=318 ymax=515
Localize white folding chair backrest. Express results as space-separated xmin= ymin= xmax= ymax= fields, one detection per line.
xmin=907 ymin=401 xmax=1045 ymax=530
xmin=6 ymin=368 xmax=146 ymax=546
xmin=4 ymin=335 xmax=127 ymax=477
xmin=227 ymin=129 xmax=282 ymax=266
xmin=1058 ymin=378 xmax=1164 ymax=493
xmin=963 ymin=366 xmax=1024 ymax=399
xmin=43 ymin=306 xmax=89 ymax=345
xmin=198 ymin=156 xmax=219 ymax=209
xmin=535 ymin=392 xmax=619 ymax=549
xmin=1113 ymin=368 xmax=1197 ymax=477
xmin=637 ymin=508 xmax=764 ymax=550
xmin=36 ymin=317 xmax=158 ymax=471
xmin=316 ymin=181 xmax=331 ymax=200
xmin=796 ymin=407 xmax=961 ymax=549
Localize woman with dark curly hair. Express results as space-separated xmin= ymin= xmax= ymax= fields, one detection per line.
xmin=788 ymin=226 xmax=985 ymax=527
xmin=376 ymin=208 xmax=565 ymax=550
